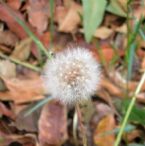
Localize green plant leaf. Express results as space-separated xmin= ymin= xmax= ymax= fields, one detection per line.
xmin=122 ymin=99 xmax=145 ymax=126
xmin=106 ymin=0 xmax=126 ymax=17
xmin=126 ymin=19 xmax=142 ymax=80
xmin=82 ymin=0 xmax=107 ymax=42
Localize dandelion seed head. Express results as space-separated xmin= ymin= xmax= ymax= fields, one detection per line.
xmin=43 ymin=47 xmax=101 ymax=104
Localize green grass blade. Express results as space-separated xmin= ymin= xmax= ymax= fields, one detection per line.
xmin=139 ymin=28 xmax=145 ymax=40
xmin=14 ymin=16 xmax=52 ymax=59
xmin=0 ymin=52 xmax=40 ymax=72
xmin=24 ymin=96 xmax=52 ymax=116
xmin=126 ymin=19 xmax=142 ymax=80
xmin=49 ymin=0 xmax=54 ymax=47
xmin=127 ymin=43 xmax=137 ymax=80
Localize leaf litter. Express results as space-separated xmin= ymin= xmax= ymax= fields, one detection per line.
xmin=0 ymin=0 xmax=145 ymax=146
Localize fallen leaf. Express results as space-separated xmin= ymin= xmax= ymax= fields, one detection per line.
xmin=15 ymin=103 xmax=41 ymax=132
xmin=0 ymin=133 xmax=37 ymax=146
xmin=0 ymin=44 xmax=11 ymax=53
xmin=115 ymin=23 xmax=127 ymax=34
xmin=11 ymin=37 xmax=32 ymax=61
xmin=93 ymin=114 xmax=115 ymax=146
xmin=58 ymin=2 xmax=82 ymax=33
xmin=38 ymin=100 xmax=68 ymax=145
xmin=0 ymin=77 xmax=7 ymax=91
xmin=124 ymin=129 xmax=142 ymax=142
xmin=134 ymin=3 xmax=145 ymax=20
xmin=118 ymin=0 xmax=127 ymax=11
xmin=0 ymin=31 xmax=18 ymax=46
xmin=55 ymin=6 xmax=68 ymax=26
xmin=101 ymin=78 xmax=122 ymax=97
xmin=90 ymin=45 xmax=124 ymax=63
xmin=0 ymin=3 xmax=28 ymax=39
xmin=7 ymin=0 xmax=22 ymax=10
xmin=0 ymin=102 xmax=15 ymax=119
xmin=27 ymin=0 xmax=50 ymax=33
xmin=136 ymin=93 xmax=145 ymax=104
xmin=0 ymin=76 xmax=44 ymax=104
xmin=94 ymin=27 xmax=113 ymax=39
xmin=92 ymin=102 xmax=114 ymax=125
xmin=141 ymin=56 xmax=145 ymax=70
xmin=0 ymin=60 xmax=16 ymax=78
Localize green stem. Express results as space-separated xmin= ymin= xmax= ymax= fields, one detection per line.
xmin=114 ymin=70 xmax=145 ymax=146
xmin=49 ymin=0 xmax=54 ymax=47
xmin=0 ymin=53 xmax=40 ymax=72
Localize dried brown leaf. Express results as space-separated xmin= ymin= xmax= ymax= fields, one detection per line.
xmin=0 ymin=4 xmax=28 ymax=39
xmin=15 ymin=104 xmax=41 ymax=132
xmin=7 ymin=0 xmax=22 ymax=10
xmin=124 ymin=129 xmax=142 ymax=142
xmin=0 ymin=60 xmax=16 ymax=78
xmin=11 ymin=37 xmax=32 ymax=61
xmin=94 ymin=27 xmax=113 ymax=39
xmin=93 ymin=114 xmax=115 ymax=146
xmin=38 ymin=100 xmax=68 ymax=145
xmin=0 ymin=31 xmax=18 ymax=46
xmin=101 ymin=78 xmax=122 ymax=97
xmin=28 ymin=0 xmax=50 ymax=33
xmin=58 ymin=2 xmax=82 ymax=33
xmin=0 ymin=76 xmax=44 ymax=104
xmin=0 ymin=102 xmax=15 ymax=119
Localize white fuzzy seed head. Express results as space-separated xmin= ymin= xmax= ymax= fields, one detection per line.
xmin=43 ymin=47 xmax=101 ymax=105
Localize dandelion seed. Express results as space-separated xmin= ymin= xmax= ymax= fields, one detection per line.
xmin=43 ymin=47 xmax=101 ymax=105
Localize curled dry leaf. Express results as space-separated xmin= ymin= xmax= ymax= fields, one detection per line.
xmin=90 ymin=45 xmax=124 ymax=63
xmin=57 ymin=2 xmax=82 ymax=33
xmin=28 ymin=0 xmax=50 ymax=33
xmin=124 ymin=129 xmax=142 ymax=142
xmin=0 ymin=102 xmax=15 ymax=119
xmin=0 ymin=60 xmax=16 ymax=78
xmin=141 ymin=56 xmax=145 ymax=70
xmin=0 ymin=44 xmax=11 ymax=53
xmin=0 ymin=31 xmax=18 ymax=46
xmin=0 ymin=133 xmax=37 ymax=146
xmin=118 ymin=0 xmax=127 ymax=11
xmin=15 ymin=104 xmax=41 ymax=132
xmin=38 ymin=100 xmax=68 ymax=146
xmin=137 ymin=93 xmax=145 ymax=104
xmin=7 ymin=0 xmax=22 ymax=10
xmin=115 ymin=23 xmax=127 ymax=34
xmin=134 ymin=4 xmax=145 ymax=20
xmin=92 ymin=102 xmax=114 ymax=124
xmin=94 ymin=27 xmax=113 ymax=39
xmin=55 ymin=6 xmax=68 ymax=26
xmin=101 ymin=78 xmax=122 ymax=97
xmin=11 ymin=37 xmax=32 ymax=61
xmin=0 ymin=4 xmax=28 ymax=39
xmin=93 ymin=114 xmax=116 ymax=146
xmin=0 ymin=76 xmax=44 ymax=104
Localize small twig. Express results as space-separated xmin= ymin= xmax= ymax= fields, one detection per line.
xmin=0 ymin=53 xmax=40 ymax=72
